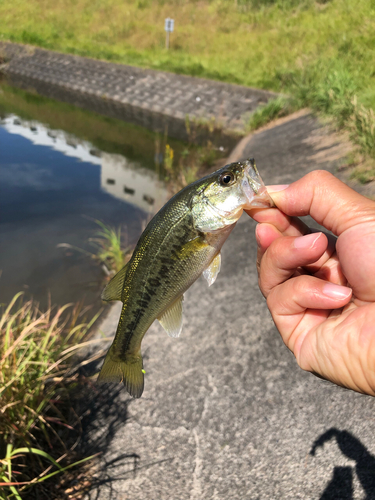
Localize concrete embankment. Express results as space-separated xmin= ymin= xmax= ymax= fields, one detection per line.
xmin=0 ymin=41 xmax=275 ymax=142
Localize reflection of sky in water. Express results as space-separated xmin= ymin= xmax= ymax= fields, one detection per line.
xmin=0 ymin=124 xmax=147 ymax=309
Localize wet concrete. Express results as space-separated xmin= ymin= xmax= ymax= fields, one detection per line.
xmin=82 ymin=112 xmax=375 ymax=499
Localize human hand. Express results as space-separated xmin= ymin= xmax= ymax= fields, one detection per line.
xmin=246 ymin=170 xmax=375 ymax=395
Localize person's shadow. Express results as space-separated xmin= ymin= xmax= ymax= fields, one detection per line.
xmin=311 ymin=428 xmax=375 ymax=500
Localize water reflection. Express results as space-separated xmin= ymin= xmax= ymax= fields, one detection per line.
xmin=101 ymin=153 xmax=166 ymax=214
xmin=3 ymin=115 xmax=168 ymax=213
xmin=0 ymin=115 xmax=168 ymax=309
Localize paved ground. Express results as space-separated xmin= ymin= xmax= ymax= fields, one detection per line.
xmin=81 ymin=112 xmax=375 ymax=500
xmin=0 ymin=42 xmax=275 ymax=141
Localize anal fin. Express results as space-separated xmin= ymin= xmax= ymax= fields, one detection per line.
xmin=158 ymin=295 xmax=184 ymax=338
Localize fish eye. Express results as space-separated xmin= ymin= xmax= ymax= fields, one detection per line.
xmin=220 ymin=172 xmax=235 ymax=186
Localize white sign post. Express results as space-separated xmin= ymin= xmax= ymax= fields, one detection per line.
xmin=164 ymin=18 xmax=174 ymax=49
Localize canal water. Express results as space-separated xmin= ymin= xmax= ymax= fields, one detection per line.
xmin=0 ymin=81 xmax=231 ymax=313
xmin=0 ymin=83 xmax=173 ymax=311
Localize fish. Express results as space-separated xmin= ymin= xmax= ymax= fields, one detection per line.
xmin=98 ymin=158 xmax=274 ymax=398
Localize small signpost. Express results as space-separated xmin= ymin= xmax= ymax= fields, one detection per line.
xmin=164 ymin=18 xmax=174 ymax=49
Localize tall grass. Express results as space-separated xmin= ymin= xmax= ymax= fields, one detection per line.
xmin=248 ymin=64 xmax=375 ymax=182
xmin=349 ymin=99 xmax=375 ymax=160
xmin=1 ymin=0 xmax=374 ymax=105
xmin=287 ymin=64 xmax=375 ymax=181
xmin=247 ymin=96 xmax=294 ymax=131
xmin=89 ymin=220 xmax=131 ymax=275
xmin=58 ymin=219 xmax=133 ymax=277
xmin=0 ymin=293 xmax=101 ymax=498
xmin=284 ymin=63 xmax=357 ymax=126
xmin=347 ymin=101 xmax=375 ymax=183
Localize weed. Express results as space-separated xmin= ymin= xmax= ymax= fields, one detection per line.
xmin=349 ymin=98 xmax=375 ymax=159
xmin=346 ymin=104 xmax=375 ymax=184
xmin=247 ymin=96 xmax=294 ymax=131
xmin=89 ymin=220 xmax=131 ymax=275
xmin=58 ymin=219 xmax=133 ymax=277
xmin=159 ymin=130 xmax=223 ymax=193
xmin=0 ymin=293 xmax=101 ymax=498
xmin=286 ymin=64 xmax=357 ymax=127
xmin=350 ymin=165 xmax=375 ymax=184
xmin=163 ymin=143 xmax=174 ymax=178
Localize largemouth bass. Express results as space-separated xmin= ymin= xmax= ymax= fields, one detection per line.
xmin=98 ymin=159 xmax=273 ymax=397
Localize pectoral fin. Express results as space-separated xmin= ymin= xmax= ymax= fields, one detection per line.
xmin=203 ymin=252 xmax=221 ymax=287
xmin=158 ymin=295 xmax=184 ymax=338
xmin=101 ymin=262 xmax=129 ymax=302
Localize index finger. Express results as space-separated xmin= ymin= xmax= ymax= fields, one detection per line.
xmin=267 ymin=170 xmax=375 ymax=236
xmin=246 ymin=205 xmax=310 ymax=237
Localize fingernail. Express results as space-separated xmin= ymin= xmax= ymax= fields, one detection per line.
xmin=267 ymin=184 xmax=289 ymax=193
xmin=293 ymin=233 xmax=322 ymax=249
xmin=323 ymin=283 xmax=352 ymax=300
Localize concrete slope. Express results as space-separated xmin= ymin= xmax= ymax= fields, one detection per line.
xmin=0 ymin=41 xmax=275 ymax=141
xmin=83 ymin=112 xmax=375 ymax=500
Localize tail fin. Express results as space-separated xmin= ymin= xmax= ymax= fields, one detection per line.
xmin=98 ymin=345 xmax=144 ymax=398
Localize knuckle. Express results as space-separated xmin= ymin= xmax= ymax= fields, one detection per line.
xmin=266 ymin=235 xmax=293 ymax=270
xmin=306 ymin=169 xmax=334 ymax=185
xmin=266 ymin=276 xmax=305 ymax=315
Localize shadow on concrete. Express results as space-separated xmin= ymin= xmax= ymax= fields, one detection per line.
xmin=73 ymin=359 xmax=137 ymax=499
xmin=311 ymin=428 xmax=375 ymax=500
xmin=75 ymin=356 xmax=174 ymax=499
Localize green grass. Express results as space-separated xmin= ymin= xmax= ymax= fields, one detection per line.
xmin=89 ymin=220 xmax=130 ymax=275
xmin=0 ymin=293 xmax=101 ymax=498
xmin=0 ymin=0 xmax=374 ymax=105
xmin=247 ymin=96 xmax=294 ymax=131
xmin=58 ymin=219 xmax=133 ymax=282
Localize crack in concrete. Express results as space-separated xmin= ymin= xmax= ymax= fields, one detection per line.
xmin=190 ymin=428 xmax=203 ymax=500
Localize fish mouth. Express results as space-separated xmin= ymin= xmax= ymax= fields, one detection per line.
xmin=242 ymin=159 xmax=275 ymax=209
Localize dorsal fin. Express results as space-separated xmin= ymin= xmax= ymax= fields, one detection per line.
xmin=158 ymin=295 xmax=184 ymax=338
xmin=101 ymin=262 xmax=129 ymax=302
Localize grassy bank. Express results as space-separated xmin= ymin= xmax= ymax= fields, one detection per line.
xmin=0 ymin=1 xmax=373 ymax=105
xmin=0 ymin=221 xmax=138 ymax=498
xmin=0 ymin=293 xmax=102 ymax=499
